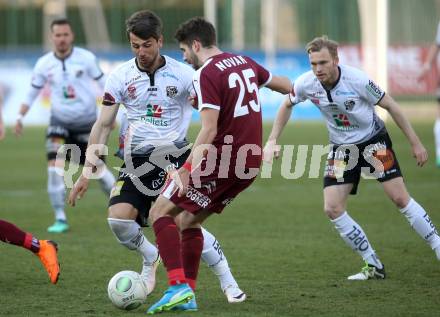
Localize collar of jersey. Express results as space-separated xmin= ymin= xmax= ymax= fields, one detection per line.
xmin=135 ymin=55 xmax=167 ymax=76
xmin=53 ymin=47 xmax=74 ymax=61
xmin=320 ymin=65 xmax=342 ymax=91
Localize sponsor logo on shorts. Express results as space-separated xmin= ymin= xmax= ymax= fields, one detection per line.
xmin=110 ymin=180 xmax=124 ymax=198
xmin=186 ymin=185 xmax=211 ymax=208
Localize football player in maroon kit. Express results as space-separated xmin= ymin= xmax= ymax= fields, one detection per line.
xmin=146 ymin=17 xmax=292 ymax=314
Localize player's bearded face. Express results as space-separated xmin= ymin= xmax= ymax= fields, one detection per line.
xmin=180 ymin=43 xmax=202 ymax=70
xmin=130 ymin=34 xmax=163 ymax=72
xmin=51 ymin=24 xmax=74 ymax=55
xmin=309 ymin=48 xmax=339 ymax=87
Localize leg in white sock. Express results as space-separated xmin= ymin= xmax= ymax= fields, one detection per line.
xmin=107 ymin=218 xmax=158 ymax=262
xmin=107 ymin=217 xmax=159 ymax=294
xmin=47 ymin=166 xmax=66 ymax=222
xmin=332 ymin=211 xmax=383 ymax=269
xmin=201 ymin=227 xmax=246 ymax=303
xmin=399 ymin=198 xmax=440 ymax=259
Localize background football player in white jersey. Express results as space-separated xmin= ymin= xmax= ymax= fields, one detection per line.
xmin=14 ymin=18 xmax=116 ymax=233
xmin=419 ymin=20 xmax=440 ymax=167
xmin=264 ymin=36 xmax=440 ymax=280
xmin=68 ymin=10 xmax=246 ymax=303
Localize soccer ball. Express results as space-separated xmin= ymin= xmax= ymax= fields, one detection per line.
xmin=107 ymin=270 xmax=148 ymax=310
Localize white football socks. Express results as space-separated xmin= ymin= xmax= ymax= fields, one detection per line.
xmin=201 ymin=227 xmax=239 ymax=290
xmin=332 ymin=211 xmax=383 ymax=269
xmin=399 ymin=198 xmax=440 ymax=258
xmin=47 ymin=166 xmax=66 ymax=222
xmin=107 ymin=218 xmax=158 ymax=264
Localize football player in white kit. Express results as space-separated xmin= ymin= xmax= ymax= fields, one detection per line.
xmin=68 ymin=10 xmax=246 ymax=303
xmin=419 ymin=20 xmax=440 ymax=167
xmin=265 ymin=36 xmax=440 ymax=280
xmin=14 ymin=18 xmax=116 ymax=233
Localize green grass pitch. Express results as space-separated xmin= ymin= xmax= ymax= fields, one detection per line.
xmin=1 ymin=121 xmax=439 ymax=316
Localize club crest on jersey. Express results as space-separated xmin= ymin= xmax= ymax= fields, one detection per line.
xmin=75 ymin=70 xmax=83 ymax=77
xmin=344 ymin=99 xmax=355 ymax=111
xmin=127 ymin=84 xmax=137 ymax=99
xmin=166 ymin=86 xmax=178 ymax=98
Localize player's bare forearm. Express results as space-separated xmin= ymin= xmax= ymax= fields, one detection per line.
xmin=186 ymin=108 xmax=218 ymax=168
xmin=268 ymin=96 xmax=293 ymax=141
xmin=378 ymin=94 xmax=422 ymax=147
xmin=266 ymin=75 xmax=292 ymax=94
xmin=84 ymin=104 xmax=118 ymax=169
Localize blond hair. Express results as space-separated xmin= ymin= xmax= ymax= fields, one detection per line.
xmin=306 ymin=36 xmax=339 ymax=59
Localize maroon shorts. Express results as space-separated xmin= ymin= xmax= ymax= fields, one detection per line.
xmin=161 ymin=174 xmax=255 ymax=214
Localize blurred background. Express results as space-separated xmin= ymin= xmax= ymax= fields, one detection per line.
xmin=0 ymin=0 xmax=439 ymax=124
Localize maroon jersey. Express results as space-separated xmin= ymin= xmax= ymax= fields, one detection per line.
xmin=193 ymin=52 xmax=272 ymax=176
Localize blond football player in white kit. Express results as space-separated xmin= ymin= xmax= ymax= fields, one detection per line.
xmin=15 ymin=18 xmax=116 ymax=233
xmin=265 ymin=36 xmax=440 ymax=280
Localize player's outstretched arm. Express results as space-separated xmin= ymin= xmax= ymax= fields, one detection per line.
xmin=378 ymin=94 xmax=428 ymax=166
xmin=68 ymin=103 xmax=119 ymax=206
xmin=263 ymin=96 xmax=293 ymax=163
xmin=266 ymin=75 xmax=292 ymax=95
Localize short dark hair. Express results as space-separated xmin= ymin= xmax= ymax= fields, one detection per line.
xmin=125 ymin=10 xmax=162 ymax=41
xmin=174 ymin=17 xmax=216 ymax=47
xmin=50 ymin=18 xmax=72 ymax=31
xmin=306 ymin=36 xmax=339 ymax=59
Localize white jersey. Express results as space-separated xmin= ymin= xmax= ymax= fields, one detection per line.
xmin=26 ymin=47 xmax=104 ymax=130
xmin=103 ymin=56 xmax=194 ymax=155
xmin=290 ymin=64 xmax=385 ymax=144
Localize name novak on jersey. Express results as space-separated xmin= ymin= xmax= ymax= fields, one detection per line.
xmin=290 ymin=64 xmax=386 ymax=145
xmin=103 ymin=56 xmax=193 ymax=154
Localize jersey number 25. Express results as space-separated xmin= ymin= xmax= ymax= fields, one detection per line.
xmin=228 ymin=68 xmax=260 ymax=118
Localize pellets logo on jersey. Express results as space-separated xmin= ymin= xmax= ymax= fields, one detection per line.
xmin=63 ymin=85 xmax=75 ymax=99
xmin=166 ymin=86 xmax=178 ymax=98
xmin=333 ymin=114 xmax=351 ymax=127
xmin=146 ymin=104 xmax=163 ymax=118
xmin=128 ymin=84 xmax=136 ymax=99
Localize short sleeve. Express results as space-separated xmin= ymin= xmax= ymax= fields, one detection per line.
xmin=252 ymin=59 xmax=272 ymax=87
xmin=87 ymin=53 xmax=104 ymax=80
xmin=359 ymin=73 xmax=385 ymax=105
xmin=102 ymin=71 xmax=122 ymax=106
xmin=30 ymin=60 xmax=47 ymax=89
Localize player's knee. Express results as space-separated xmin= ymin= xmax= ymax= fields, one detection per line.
xmin=389 ymin=194 xmax=409 ymax=209
xmin=324 ymin=203 xmax=344 ymax=219
xmin=107 ymin=217 xmax=138 ymax=250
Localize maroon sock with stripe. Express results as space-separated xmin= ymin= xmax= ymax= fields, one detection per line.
xmin=0 ymin=220 xmax=40 ymax=253
xmin=181 ymin=228 xmax=203 ymax=290
xmin=153 ymin=217 xmax=186 ymax=285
